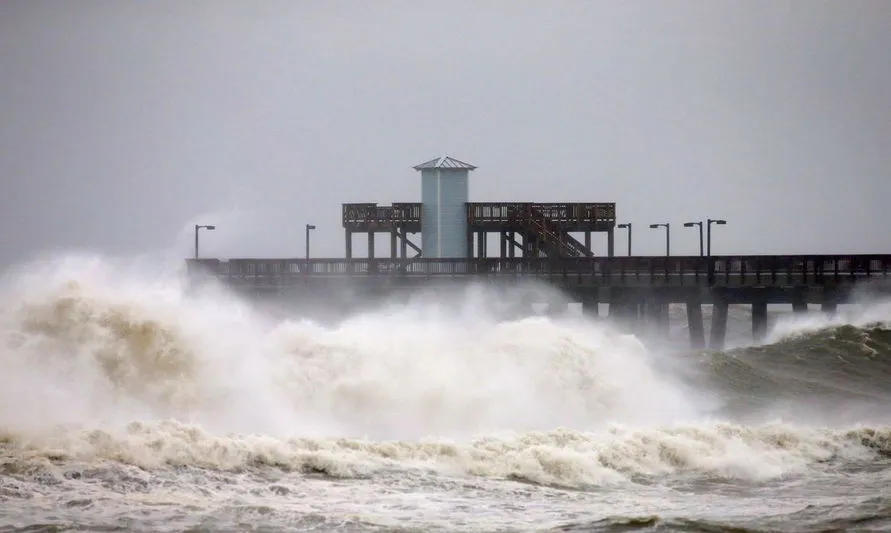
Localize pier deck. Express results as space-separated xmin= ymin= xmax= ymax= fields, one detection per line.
xmin=186 ymin=254 xmax=890 ymax=350
xmin=188 ymin=255 xmax=889 ymax=288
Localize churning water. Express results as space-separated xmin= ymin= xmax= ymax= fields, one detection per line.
xmin=2 ymin=254 xmax=891 ymax=532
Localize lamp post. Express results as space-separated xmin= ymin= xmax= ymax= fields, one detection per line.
xmin=616 ymin=223 xmax=632 ymax=256
xmin=305 ymin=223 xmax=316 ymax=264
xmin=706 ymin=219 xmax=727 ymax=256
xmin=649 ymin=223 xmax=670 ymax=256
xmin=683 ymin=221 xmax=704 ymax=256
xmin=194 ymin=224 xmax=215 ymax=259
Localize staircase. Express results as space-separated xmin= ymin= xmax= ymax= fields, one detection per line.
xmin=515 ymin=206 xmax=594 ymax=258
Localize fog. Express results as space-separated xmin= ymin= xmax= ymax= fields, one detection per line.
xmin=2 ymin=0 xmax=889 ymax=266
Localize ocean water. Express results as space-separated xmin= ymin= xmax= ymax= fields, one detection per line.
xmin=1 ymin=254 xmax=891 ymax=532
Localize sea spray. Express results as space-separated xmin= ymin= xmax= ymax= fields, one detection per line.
xmin=765 ymin=298 xmax=891 ymax=345
xmin=0 ymin=254 xmax=706 ymax=440
xmin=3 ymin=254 xmax=891 ymax=532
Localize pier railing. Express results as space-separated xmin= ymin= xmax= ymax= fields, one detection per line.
xmin=186 ymin=255 xmax=891 ymax=288
xmin=342 ymin=203 xmax=422 ymax=226
xmin=467 ymin=202 xmax=616 ymax=225
xmin=341 ymin=202 xmax=617 ymax=227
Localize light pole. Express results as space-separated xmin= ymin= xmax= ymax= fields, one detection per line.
xmin=616 ymin=223 xmax=632 ymax=256
xmin=649 ymin=223 xmax=670 ymax=256
xmin=706 ymin=219 xmax=726 ymax=256
xmin=194 ymin=224 xmax=215 ymax=259
xmin=305 ymin=223 xmax=316 ymax=263
xmin=683 ymin=221 xmax=704 ymax=256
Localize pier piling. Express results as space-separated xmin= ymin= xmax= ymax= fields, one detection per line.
xmin=647 ymin=299 xmax=669 ymax=337
xmin=792 ymin=289 xmax=808 ymax=314
xmin=709 ymin=296 xmax=729 ymax=350
xmin=686 ymin=296 xmax=705 ymax=349
xmin=581 ymin=294 xmax=599 ymax=318
xmin=822 ymin=288 xmax=838 ymax=317
xmin=752 ymin=299 xmax=768 ymax=343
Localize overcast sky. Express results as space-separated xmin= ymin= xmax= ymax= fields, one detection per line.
xmin=2 ymin=0 xmax=889 ymax=266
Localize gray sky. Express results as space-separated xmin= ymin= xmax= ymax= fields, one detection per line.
xmin=2 ymin=0 xmax=889 ymax=266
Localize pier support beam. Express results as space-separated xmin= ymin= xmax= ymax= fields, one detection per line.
xmin=609 ymin=290 xmax=638 ymax=330
xmin=582 ymin=299 xmax=599 ymax=318
xmin=546 ymin=300 xmax=569 ymax=317
xmin=617 ymin=302 xmax=640 ymax=332
xmin=752 ymin=299 xmax=768 ymax=343
xmin=709 ymin=294 xmax=729 ymax=350
xmin=791 ymin=288 xmax=808 ymax=314
xmin=476 ymin=231 xmax=487 ymax=258
xmin=686 ymin=294 xmax=705 ymax=349
xmin=822 ymin=287 xmax=838 ymax=317
xmin=646 ymin=299 xmax=669 ymax=337
xmin=581 ymin=288 xmax=600 ymax=319
xmin=345 ymin=230 xmax=353 ymax=260
xmin=466 ymin=228 xmax=474 ymax=258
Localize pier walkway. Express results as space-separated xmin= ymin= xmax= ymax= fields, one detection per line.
xmin=186 ymin=254 xmax=891 ymax=350
xmin=188 ymin=255 xmax=889 ymax=288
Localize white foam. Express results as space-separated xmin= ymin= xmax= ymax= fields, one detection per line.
xmin=0 ymin=253 xmax=888 ymax=489
xmin=765 ymin=298 xmax=891 ymax=344
xmin=0 ymin=254 xmax=705 ymax=440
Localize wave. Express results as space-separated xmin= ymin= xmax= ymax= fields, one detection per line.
xmin=2 ymin=420 xmax=890 ymax=490
xmin=1 ymin=254 xmax=891 ymax=491
xmin=551 ymin=499 xmax=891 ymax=533
xmin=0 ymin=255 xmax=707 ymax=440
xmin=683 ymin=321 xmax=891 ymax=424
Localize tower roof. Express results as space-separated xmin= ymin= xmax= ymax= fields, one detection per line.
xmin=412 ymin=155 xmax=477 ymax=171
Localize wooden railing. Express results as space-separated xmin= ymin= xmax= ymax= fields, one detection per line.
xmin=187 ymin=255 xmax=891 ymax=287
xmin=342 ymin=203 xmax=422 ymax=226
xmin=468 ymin=202 xmax=616 ymax=225
xmin=341 ymin=202 xmax=616 ymax=227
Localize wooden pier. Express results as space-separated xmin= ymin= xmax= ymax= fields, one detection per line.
xmin=191 ymin=156 xmax=890 ymax=349
xmin=186 ymin=254 xmax=891 ymax=349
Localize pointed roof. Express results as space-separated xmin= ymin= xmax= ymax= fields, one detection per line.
xmin=412 ymin=155 xmax=477 ymax=171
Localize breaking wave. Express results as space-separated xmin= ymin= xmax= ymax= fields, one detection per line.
xmin=2 ymin=420 xmax=890 ymax=490
xmin=1 ymin=253 xmax=891 ymax=496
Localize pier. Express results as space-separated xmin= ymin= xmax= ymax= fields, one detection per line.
xmin=187 ymin=156 xmax=891 ymax=349
xmin=187 ymin=255 xmax=890 ymax=349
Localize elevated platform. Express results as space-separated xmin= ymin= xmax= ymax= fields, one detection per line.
xmin=342 ymin=201 xmax=618 ymax=259
xmin=341 ymin=202 xmax=616 ymax=232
